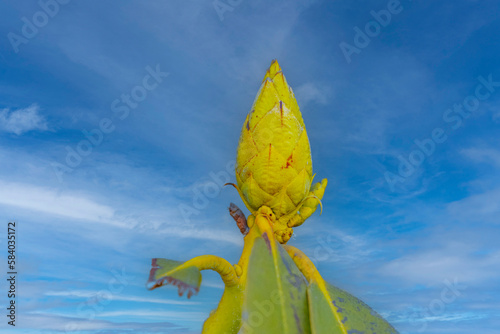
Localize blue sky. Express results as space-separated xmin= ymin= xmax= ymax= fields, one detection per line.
xmin=0 ymin=0 xmax=499 ymax=333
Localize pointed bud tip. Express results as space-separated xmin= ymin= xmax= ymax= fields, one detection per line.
xmin=262 ymin=59 xmax=282 ymax=82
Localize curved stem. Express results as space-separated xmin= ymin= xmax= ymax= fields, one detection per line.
xmin=283 ymin=245 xmax=348 ymax=334
xmin=181 ymin=255 xmax=239 ymax=287
xmin=282 ymin=245 xmax=322 ymax=283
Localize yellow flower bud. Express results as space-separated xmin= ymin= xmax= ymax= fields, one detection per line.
xmin=233 ymin=60 xmax=327 ymax=243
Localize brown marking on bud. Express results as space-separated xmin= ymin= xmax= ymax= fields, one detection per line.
xmin=280 ymin=100 xmax=283 ymax=126
xmin=246 ymin=109 xmax=255 ymax=131
xmin=286 ymin=153 xmax=293 ymax=168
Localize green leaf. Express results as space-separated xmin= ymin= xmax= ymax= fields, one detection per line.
xmin=307 ymin=282 xmax=342 ymax=333
xmin=241 ymin=236 xmax=311 ymax=334
xmin=307 ymin=280 xmax=398 ymax=334
xmin=147 ymin=258 xmax=202 ymax=298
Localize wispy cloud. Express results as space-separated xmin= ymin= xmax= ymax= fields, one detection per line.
xmin=0 ymin=179 xmax=243 ymax=247
xmin=20 ymin=313 xmax=195 ymax=332
xmin=461 ymin=147 xmax=500 ymax=167
xmin=44 ymin=290 xmax=201 ymax=305
xmin=380 ymin=241 xmax=500 ymax=285
xmin=294 ymin=82 xmax=331 ymax=106
xmin=96 ymin=310 xmax=206 ymax=320
xmin=0 ymin=180 xmax=118 ymax=225
xmin=298 ymin=226 xmax=375 ymax=265
xmin=447 ymin=187 xmax=500 ymax=225
xmin=0 ymin=104 xmax=48 ymax=135
xmin=29 ymin=309 xmax=207 ymax=323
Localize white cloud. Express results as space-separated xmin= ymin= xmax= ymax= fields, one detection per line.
xmin=0 ymin=104 xmax=48 ymax=135
xmin=461 ymin=147 xmax=500 ymax=167
xmin=447 ymin=187 xmax=500 ymax=224
xmin=0 ymin=180 xmax=119 ymax=225
xmin=294 ymin=82 xmax=330 ymax=106
xmin=97 ymin=310 xmax=206 ymax=320
xmin=300 ymin=227 xmax=374 ymax=264
xmin=392 ymin=311 xmax=488 ymax=324
xmin=20 ymin=313 xmax=195 ymax=332
xmin=30 ymin=309 xmax=206 ymax=323
xmin=45 ymin=290 xmax=201 ymax=305
xmin=493 ymin=110 xmax=500 ymax=123
xmin=380 ymin=247 xmax=500 ymax=285
xmin=156 ymin=225 xmax=243 ymax=246
xmin=0 ymin=180 xmax=243 ymax=245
